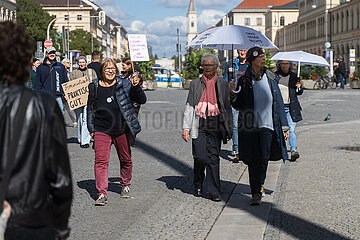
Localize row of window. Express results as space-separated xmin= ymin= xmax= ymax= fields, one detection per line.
xmin=63 ymin=15 xmax=82 ymax=21
xmin=244 ymin=17 xmax=263 ymax=26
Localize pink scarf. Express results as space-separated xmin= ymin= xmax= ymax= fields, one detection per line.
xmin=195 ymin=73 xmax=220 ymax=119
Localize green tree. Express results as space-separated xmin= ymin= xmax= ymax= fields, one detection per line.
xmin=182 ymin=49 xmax=215 ymax=80
xmin=16 ymin=0 xmax=56 ymax=43
xmin=264 ymin=49 xmax=274 ymax=70
xmin=69 ymin=29 xmax=101 ymax=55
xmin=138 ymin=58 xmax=155 ymax=81
xmin=171 ymin=55 xmax=179 ymax=72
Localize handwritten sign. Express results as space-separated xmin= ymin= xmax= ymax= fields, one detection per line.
xmin=128 ymin=34 xmax=150 ymax=62
xmin=61 ymin=76 xmax=91 ymax=110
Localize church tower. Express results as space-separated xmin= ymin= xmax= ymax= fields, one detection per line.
xmin=186 ymin=0 xmax=197 ymax=45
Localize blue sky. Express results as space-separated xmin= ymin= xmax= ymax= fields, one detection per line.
xmin=93 ymin=0 xmax=243 ymax=58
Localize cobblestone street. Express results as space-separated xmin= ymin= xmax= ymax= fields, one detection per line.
xmin=66 ymin=87 xmax=360 ymax=240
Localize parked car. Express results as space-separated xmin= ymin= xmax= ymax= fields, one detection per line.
xmin=152 ymin=66 xmax=182 ymax=88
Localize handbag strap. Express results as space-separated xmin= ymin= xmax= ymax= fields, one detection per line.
xmin=0 ymin=89 xmax=32 ymax=212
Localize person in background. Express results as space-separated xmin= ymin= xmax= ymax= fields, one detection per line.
xmin=0 ymin=21 xmax=72 ymax=240
xmin=70 ymin=56 xmax=97 ymax=148
xmin=275 ymin=60 xmax=303 ymax=161
xmin=61 ymin=58 xmax=77 ymax=128
xmin=28 ymin=58 xmax=40 ymax=89
xmin=34 ymin=46 xmax=69 ymax=114
xmin=223 ymin=49 xmax=248 ymax=163
xmin=87 ymin=59 xmax=146 ymax=206
xmin=336 ymin=56 xmax=346 ymax=89
xmin=87 ymin=51 xmax=101 ymax=80
xmin=182 ymin=54 xmax=232 ymax=202
xmin=230 ymin=47 xmax=289 ymax=206
xmin=344 ymin=68 xmax=349 ymax=86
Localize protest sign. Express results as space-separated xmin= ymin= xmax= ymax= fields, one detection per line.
xmin=62 ymin=76 xmax=91 ymax=110
xmin=128 ymin=34 xmax=149 ymax=62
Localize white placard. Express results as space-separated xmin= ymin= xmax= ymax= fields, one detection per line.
xmin=128 ymin=34 xmax=150 ymax=62
xmin=350 ymin=49 xmax=356 ymax=62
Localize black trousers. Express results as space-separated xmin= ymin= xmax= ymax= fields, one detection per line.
xmin=192 ymin=131 xmax=221 ymax=196
xmin=247 ymin=128 xmax=274 ymax=195
xmin=5 ymin=223 xmax=55 ymax=240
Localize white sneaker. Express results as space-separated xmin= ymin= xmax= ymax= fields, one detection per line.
xmin=121 ymin=186 xmax=130 ymax=198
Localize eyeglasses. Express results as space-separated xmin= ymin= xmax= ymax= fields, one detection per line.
xmin=104 ymin=68 xmax=116 ymax=72
xmin=280 ymin=63 xmax=290 ymax=65
xmin=203 ymin=64 xmax=216 ymax=68
xmin=48 ymin=52 xmax=56 ymax=55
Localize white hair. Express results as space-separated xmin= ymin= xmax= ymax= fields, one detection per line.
xmin=201 ymin=53 xmax=220 ymax=67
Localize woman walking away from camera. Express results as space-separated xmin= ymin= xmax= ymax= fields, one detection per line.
xmin=229 ymin=47 xmax=289 ymax=206
xmin=70 ymin=56 xmax=97 ymax=148
xmin=0 ymin=21 xmax=72 ymax=240
xmin=275 ymin=60 xmax=303 ymax=161
xmin=182 ymin=54 xmax=232 ymax=202
xmin=87 ymin=58 xmax=146 ymax=206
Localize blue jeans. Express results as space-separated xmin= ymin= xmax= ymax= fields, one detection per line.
xmin=232 ymin=107 xmax=239 ymax=154
xmin=56 ymin=96 xmax=64 ymax=115
xmin=285 ymin=106 xmax=297 ymax=151
xmin=75 ymin=106 xmax=91 ymax=145
xmin=336 ymin=74 xmax=344 ymax=89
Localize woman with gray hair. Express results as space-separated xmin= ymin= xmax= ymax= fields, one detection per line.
xmin=182 ymin=53 xmax=232 ymax=202
xmin=70 ymin=56 xmax=97 ymax=148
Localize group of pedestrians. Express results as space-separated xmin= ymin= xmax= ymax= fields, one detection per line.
xmin=182 ymin=47 xmax=304 ymax=205
xmin=0 ymin=21 xmax=147 ymax=240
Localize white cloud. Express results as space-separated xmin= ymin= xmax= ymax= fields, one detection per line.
xmin=146 ymin=16 xmax=187 ymax=36
xmin=128 ymin=20 xmax=146 ymax=33
xmin=197 ymin=9 xmax=225 ymax=31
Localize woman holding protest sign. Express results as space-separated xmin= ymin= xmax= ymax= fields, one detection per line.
xmin=87 ymin=58 xmax=146 ymax=206
xmin=70 ymin=56 xmax=97 ymax=148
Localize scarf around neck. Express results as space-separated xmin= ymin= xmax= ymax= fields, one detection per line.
xmin=195 ymin=73 xmax=220 ymax=119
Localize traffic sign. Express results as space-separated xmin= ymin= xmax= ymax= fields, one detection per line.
xmin=44 ymin=40 xmax=52 ymax=48
xmin=325 ymin=41 xmax=331 ymax=48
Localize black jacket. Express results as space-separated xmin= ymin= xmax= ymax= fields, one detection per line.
xmin=0 ymin=84 xmax=72 ymax=239
xmin=87 ymin=76 xmax=147 ymax=136
xmin=231 ymin=68 xmax=289 ymax=162
xmin=275 ymin=70 xmax=303 ymax=122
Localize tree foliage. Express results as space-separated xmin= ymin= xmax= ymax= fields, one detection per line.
xmin=69 ymin=29 xmax=101 ymax=55
xmin=16 ymin=0 xmax=55 ymax=43
xmin=138 ymin=58 xmax=155 ymax=81
xmin=182 ymin=49 xmax=215 ymax=80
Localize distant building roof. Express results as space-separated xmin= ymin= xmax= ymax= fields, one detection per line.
xmin=234 ymin=0 xmax=295 ymax=9
xmin=29 ymin=0 xmax=90 ymax=7
xmin=271 ymin=0 xmax=298 ymax=9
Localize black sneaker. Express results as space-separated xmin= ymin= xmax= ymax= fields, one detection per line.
xmin=250 ymin=193 xmax=262 ymax=206
xmin=194 ymin=187 xmax=202 ymax=197
xmin=80 ymin=144 xmax=90 ymax=148
xmin=290 ymin=151 xmax=300 ymax=161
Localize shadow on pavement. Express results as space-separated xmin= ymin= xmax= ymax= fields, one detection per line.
xmin=136 ymin=140 xmax=193 ymax=176
xmin=67 ymin=137 xmax=78 ymax=144
xmin=77 ymin=177 xmax=123 ymax=200
xmin=219 ymin=149 xmax=233 ymax=161
xmin=228 ymin=190 xmax=351 ymax=240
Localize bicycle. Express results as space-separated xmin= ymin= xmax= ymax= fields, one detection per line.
xmin=313 ymin=75 xmax=336 ymax=90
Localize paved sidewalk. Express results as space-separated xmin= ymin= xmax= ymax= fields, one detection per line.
xmin=207 ymin=162 xmax=282 ymax=240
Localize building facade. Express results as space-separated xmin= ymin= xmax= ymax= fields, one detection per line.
xmin=0 ymin=0 xmax=16 ymax=22
xmin=29 ymin=0 xmax=128 ymax=59
xmin=276 ymin=0 xmax=359 ymax=66
xmin=265 ymin=1 xmax=299 ymax=52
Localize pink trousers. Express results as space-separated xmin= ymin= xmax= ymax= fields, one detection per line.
xmin=94 ymin=132 xmax=132 ymax=197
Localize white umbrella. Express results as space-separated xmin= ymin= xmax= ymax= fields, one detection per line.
xmin=270 ymin=51 xmax=330 ymax=77
xmin=186 ymin=25 xmax=278 ymax=50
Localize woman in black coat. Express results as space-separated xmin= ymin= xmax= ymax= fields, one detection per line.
xmin=230 ymin=47 xmax=289 ymax=206
xmin=275 ymin=60 xmax=303 ymax=161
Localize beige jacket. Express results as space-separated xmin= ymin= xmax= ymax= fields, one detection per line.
xmin=70 ymin=68 xmax=97 ymax=82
